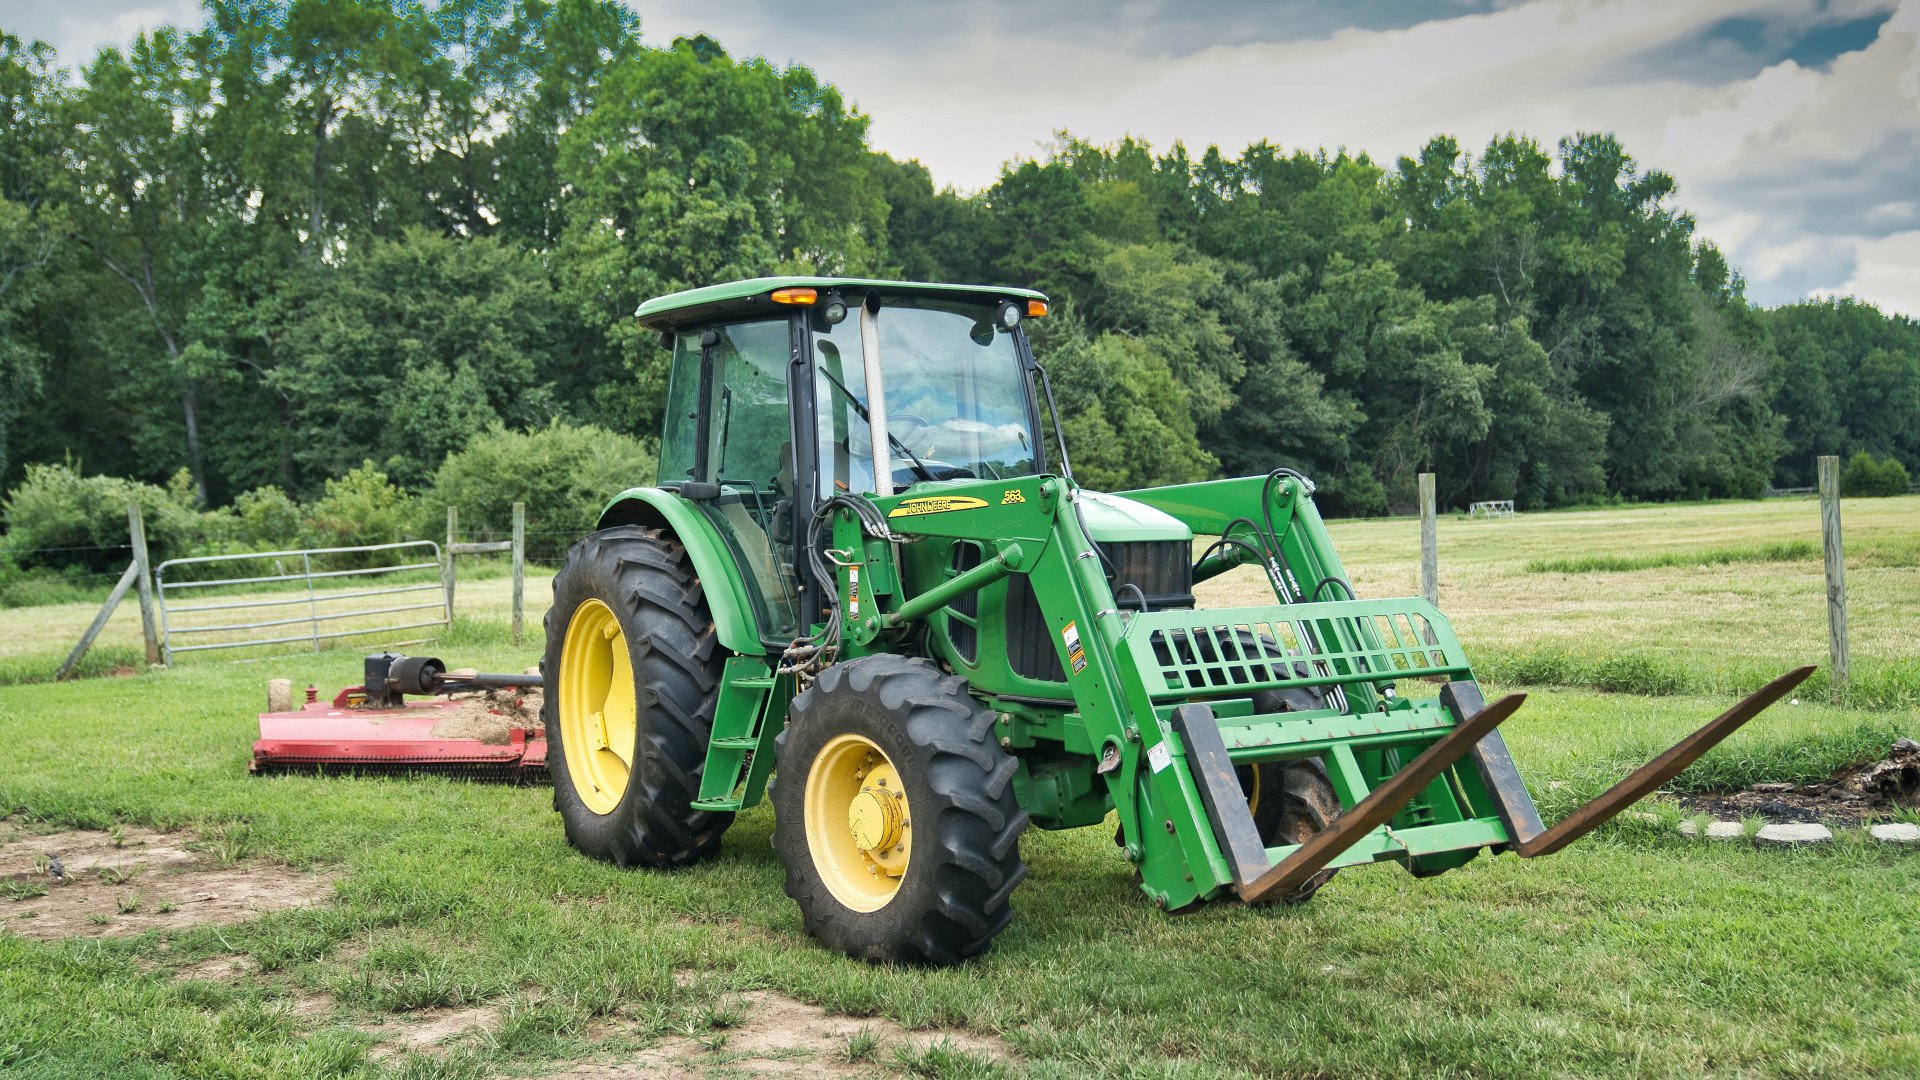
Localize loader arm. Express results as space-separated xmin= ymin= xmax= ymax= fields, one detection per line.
xmin=829 ymin=472 xmax=1813 ymax=912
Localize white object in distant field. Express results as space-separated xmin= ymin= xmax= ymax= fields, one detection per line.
xmin=1469 ymin=500 xmax=1515 ymax=520
xmin=1754 ymin=823 xmax=1832 ymax=845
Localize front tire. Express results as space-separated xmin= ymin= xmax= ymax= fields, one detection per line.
xmin=544 ymin=526 xmax=732 ymax=868
xmin=772 ymin=655 xmax=1028 ymax=964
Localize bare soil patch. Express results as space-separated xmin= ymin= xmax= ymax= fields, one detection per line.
xmin=550 ymin=988 xmax=1010 ymax=1078
xmin=1681 ymin=738 xmax=1920 ymax=824
xmin=174 ymin=954 xmax=258 ymax=980
xmin=0 ymin=826 xmax=333 ymax=939
xmin=362 ymin=1004 xmax=503 ymax=1058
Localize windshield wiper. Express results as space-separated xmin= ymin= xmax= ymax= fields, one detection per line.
xmin=816 ymin=367 xmax=937 ymax=485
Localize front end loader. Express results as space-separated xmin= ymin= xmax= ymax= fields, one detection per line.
xmin=540 ymin=277 xmax=1813 ymax=964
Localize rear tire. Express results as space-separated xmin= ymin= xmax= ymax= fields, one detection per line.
xmin=773 ymin=655 xmax=1028 ymax=965
xmin=544 ymin=526 xmax=732 ymax=868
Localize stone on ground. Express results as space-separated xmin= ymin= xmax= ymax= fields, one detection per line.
xmin=1868 ymin=822 xmax=1920 ymax=844
xmin=1754 ymin=822 xmax=1832 ymax=845
xmin=1705 ymin=821 xmax=1745 ymax=840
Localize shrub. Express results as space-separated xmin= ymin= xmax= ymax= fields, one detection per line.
xmin=1840 ymin=451 xmax=1911 ymax=497
xmin=308 ymin=463 xmax=412 ymax=548
xmin=0 ymin=461 xmax=206 ymax=570
xmin=232 ymin=486 xmax=305 ymax=550
xmin=421 ymin=421 xmax=656 ymax=560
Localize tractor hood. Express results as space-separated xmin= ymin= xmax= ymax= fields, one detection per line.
xmin=1071 ymin=489 xmax=1192 ymax=544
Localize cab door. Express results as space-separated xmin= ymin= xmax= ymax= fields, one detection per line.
xmin=657 ymin=319 xmax=804 ymax=640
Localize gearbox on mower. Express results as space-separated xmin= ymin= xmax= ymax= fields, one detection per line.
xmin=529 ymin=277 xmax=1812 ymax=965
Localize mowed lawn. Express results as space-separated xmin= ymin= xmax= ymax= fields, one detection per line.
xmin=1202 ymin=494 xmax=1920 ymax=704
xmin=1 ymin=499 xmax=1917 ymax=1078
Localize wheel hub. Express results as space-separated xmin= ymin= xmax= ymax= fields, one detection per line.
xmin=848 ymin=778 xmax=905 ymax=853
xmin=804 ymin=735 xmax=913 ymax=911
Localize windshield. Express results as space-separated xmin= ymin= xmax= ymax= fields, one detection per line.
xmin=812 ymin=298 xmax=1040 ymax=496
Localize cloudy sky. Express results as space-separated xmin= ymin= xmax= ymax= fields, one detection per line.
xmin=10 ymin=0 xmax=1920 ymax=315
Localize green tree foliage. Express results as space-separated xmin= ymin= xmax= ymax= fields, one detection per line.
xmin=2 ymin=8 xmax=1917 ymax=526
xmin=273 ymin=227 xmax=559 ymax=488
xmin=1766 ymin=299 xmax=1920 ymax=486
xmin=420 ymin=421 xmax=655 ymax=558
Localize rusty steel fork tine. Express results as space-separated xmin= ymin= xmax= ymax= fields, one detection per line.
xmin=1514 ymin=665 xmax=1818 ymax=859
xmin=1238 ymin=692 xmax=1526 ymax=904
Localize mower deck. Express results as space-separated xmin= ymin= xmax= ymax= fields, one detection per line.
xmin=252 ymin=691 xmax=549 ymax=783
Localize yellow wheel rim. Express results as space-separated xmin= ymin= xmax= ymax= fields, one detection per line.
xmin=804 ymin=733 xmax=912 ymax=912
xmin=1245 ymin=764 xmax=1263 ymax=819
xmin=557 ymin=599 xmax=637 ymax=816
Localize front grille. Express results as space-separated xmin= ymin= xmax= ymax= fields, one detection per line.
xmin=1108 ymin=540 xmax=1195 ymax=609
xmin=948 ymin=542 xmax=981 ymax=663
xmin=1006 ymin=573 xmax=1065 ymax=682
xmin=1005 ymin=540 xmax=1195 ymax=683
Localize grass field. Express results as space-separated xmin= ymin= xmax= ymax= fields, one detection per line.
xmin=1201 ymin=494 xmax=1920 ymax=707
xmin=2 ymin=498 xmax=1917 ymax=1078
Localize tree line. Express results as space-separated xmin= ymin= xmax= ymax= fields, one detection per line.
xmin=1 ymin=0 xmax=1915 ymax=529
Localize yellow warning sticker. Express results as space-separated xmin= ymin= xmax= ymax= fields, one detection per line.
xmin=886 ymin=495 xmax=990 ymax=518
xmin=1061 ymin=620 xmax=1087 ymax=674
xmin=1001 ymin=489 xmax=1026 ymax=505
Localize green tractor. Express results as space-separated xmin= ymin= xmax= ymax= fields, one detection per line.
xmin=541 ymin=277 xmax=1811 ymax=964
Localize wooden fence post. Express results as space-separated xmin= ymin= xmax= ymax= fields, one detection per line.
xmin=444 ymin=505 xmax=458 ymax=623
xmin=1418 ymin=473 xmax=1438 ymax=608
xmin=1818 ymin=455 xmax=1848 ymax=704
xmin=57 ymin=562 xmax=140 ymax=681
xmin=511 ymin=502 xmax=526 ymax=646
xmin=128 ymin=502 xmax=160 ymax=666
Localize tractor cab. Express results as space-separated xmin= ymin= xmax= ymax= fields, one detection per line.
xmin=629 ymin=278 xmax=1061 ymax=647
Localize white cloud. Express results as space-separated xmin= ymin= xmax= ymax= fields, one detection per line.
xmin=5 ymin=0 xmax=202 ymax=64
xmin=1822 ymin=229 xmax=1920 ymax=315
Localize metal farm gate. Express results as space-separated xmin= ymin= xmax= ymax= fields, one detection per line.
xmin=155 ymin=541 xmax=450 ymax=663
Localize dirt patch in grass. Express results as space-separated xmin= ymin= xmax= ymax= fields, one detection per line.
xmin=0 ymin=826 xmax=333 ymax=939
xmin=1681 ymin=738 xmax=1920 ymax=824
xmin=173 ymin=954 xmax=259 ymax=980
xmin=361 ymin=1004 xmax=503 ymax=1058
xmin=552 ymin=989 xmax=1010 ymax=1078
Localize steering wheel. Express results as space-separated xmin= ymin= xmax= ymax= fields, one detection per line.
xmin=888 ymin=414 xmax=932 ymax=455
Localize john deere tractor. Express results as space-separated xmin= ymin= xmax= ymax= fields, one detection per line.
xmin=542 ymin=277 xmax=1810 ymax=964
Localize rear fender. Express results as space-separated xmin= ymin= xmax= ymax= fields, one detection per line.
xmin=597 ymin=487 xmax=762 ymax=656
